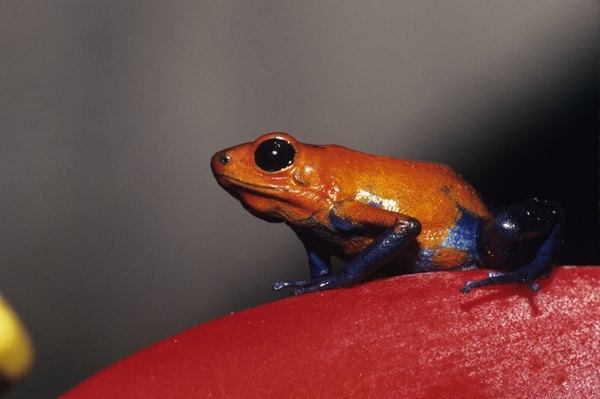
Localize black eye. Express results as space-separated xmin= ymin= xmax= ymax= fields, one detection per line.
xmin=254 ymin=138 xmax=296 ymax=172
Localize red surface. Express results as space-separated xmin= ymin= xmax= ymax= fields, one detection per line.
xmin=63 ymin=267 xmax=599 ymax=399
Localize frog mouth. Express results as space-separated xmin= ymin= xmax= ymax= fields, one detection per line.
xmin=216 ymin=174 xmax=287 ymax=195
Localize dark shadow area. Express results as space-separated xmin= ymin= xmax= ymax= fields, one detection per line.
xmin=435 ymin=52 xmax=598 ymax=265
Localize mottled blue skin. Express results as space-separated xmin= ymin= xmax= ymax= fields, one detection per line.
xmin=415 ymin=207 xmax=481 ymax=272
xmin=317 ymin=198 xmax=563 ymax=294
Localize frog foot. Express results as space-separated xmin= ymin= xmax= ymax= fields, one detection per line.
xmin=459 ymin=267 xmax=547 ymax=293
xmin=273 ymin=274 xmax=353 ymax=295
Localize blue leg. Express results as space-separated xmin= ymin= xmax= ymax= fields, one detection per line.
xmin=274 ymin=218 xmax=421 ymax=295
xmin=272 ymin=246 xmax=331 ymax=290
xmin=307 ymin=249 xmax=332 ymax=278
xmin=461 ymin=198 xmax=564 ymax=293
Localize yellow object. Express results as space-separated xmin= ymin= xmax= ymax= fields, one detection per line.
xmin=0 ymin=295 xmax=33 ymax=382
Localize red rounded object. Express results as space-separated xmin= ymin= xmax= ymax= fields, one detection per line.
xmin=63 ymin=267 xmax=599 ymax=398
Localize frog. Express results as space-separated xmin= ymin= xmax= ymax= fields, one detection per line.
xmin=211 ymin=132 xmax=563 ymax=295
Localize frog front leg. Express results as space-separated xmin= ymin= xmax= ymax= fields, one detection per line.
xmin=272 ymin=235 xmax=332 ymax=290
xmin=461 ymin=198 xmax=564 ymax=293
xmin=274 ymin=201 xmax=421 ymax=295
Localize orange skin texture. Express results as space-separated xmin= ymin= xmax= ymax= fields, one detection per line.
xmin=212 ymin=132 xmax=490 ymax=271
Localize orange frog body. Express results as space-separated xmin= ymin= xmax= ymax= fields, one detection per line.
xmin=211 ymin=133 xmax=563 ymax=294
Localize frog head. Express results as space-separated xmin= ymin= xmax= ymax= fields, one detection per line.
xmin=211 ymin=133 xmax=331 ymax=223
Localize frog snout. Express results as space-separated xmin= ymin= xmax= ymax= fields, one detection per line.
xmin=210 ymin=151 xmax=231 ymax=175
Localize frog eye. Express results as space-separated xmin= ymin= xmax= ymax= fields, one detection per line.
xmin=254 ymin=138 xmax=296 ymax=172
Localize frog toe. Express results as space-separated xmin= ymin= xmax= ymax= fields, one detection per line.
xmin=273 ymin=274 xmax=355 ymax=295
xmin=460 ymin=267 xmax=546 ymax=293
xmin=272 ymin=279 xmax=313 ymax=291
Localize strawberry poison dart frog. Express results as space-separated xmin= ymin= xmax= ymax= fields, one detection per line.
xmin=211 ymin=133 xmax=563 ymax=295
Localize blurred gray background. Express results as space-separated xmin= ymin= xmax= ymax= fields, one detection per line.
xmin=1 ymin=1 xmax=598 ymax=397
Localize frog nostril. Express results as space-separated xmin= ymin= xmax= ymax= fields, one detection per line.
xmin=220 ymin=154 xmax=231 ymax=165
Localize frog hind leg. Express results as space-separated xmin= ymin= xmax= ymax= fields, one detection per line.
xmin=274 ymin=218 xmax=422 ymax=295
xmin=461 ymin=198 xmax=564 ymax=293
